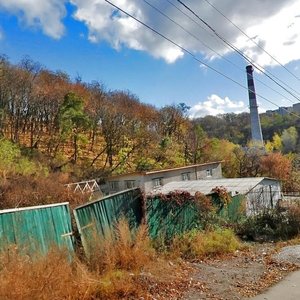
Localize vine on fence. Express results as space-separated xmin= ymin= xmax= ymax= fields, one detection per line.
xmin=211 ymin=186 xmax=231 ymax=206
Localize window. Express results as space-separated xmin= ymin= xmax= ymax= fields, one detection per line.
xmin=125 ymin=180 xmax=136 ymax=189
xmin=109 ymin=181 xmax=119 ymax=191
xmin=206 ymin=169 xmax=213 ymax=177
xmin=152 ymin=177 xmax=163 ymax=188
xmin=181 ymin=172 xmax=190 ymax=181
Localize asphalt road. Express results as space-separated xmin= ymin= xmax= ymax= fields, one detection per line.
xmin=250 ymin=270 xmax=300 ymax=300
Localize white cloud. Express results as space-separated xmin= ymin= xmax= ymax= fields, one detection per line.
xmin=189 ymin=94 xmax=245 ymax=118
xmin=70 ymin=0 xmax=183 ymax=62
xmin=1 ymin=0 xmax=300 ymax=67
xmin=0 ymin=0 xmax=67 ymax=39
xmin=235 ymin=0 xmax=300 ymax=67
xmin=0 ymin=27 xmax=3 ymax=40
xmin=70 ymin=0 xmax=300 ymax=66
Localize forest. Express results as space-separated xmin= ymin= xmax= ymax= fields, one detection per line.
xmin=1 ymin=55 xmax=300 ymax=196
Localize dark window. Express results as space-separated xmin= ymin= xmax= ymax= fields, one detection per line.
xmin=206 ymin=169 xmax=213 ymax=177
xmin=152 ymin=177 xmax=163 ymax=188
xmin=109 ymin=181 xmax=119 ymax=191
xmin=125 ymin=180 xmax=136 ymax=189
xmin=181 ymin=172 xmax=191 ymax=181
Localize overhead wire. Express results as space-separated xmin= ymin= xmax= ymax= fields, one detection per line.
xmin=201 ymin=0 xmax=300 ymax=81
xmin=143 ymin=0 xmax=297 ymax=104
xmin=103 ymin=0 xmax=300 ymax=119
xmin=175 ymin=0 xmax=300 ymax=101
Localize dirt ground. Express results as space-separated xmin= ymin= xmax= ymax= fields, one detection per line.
xmin=182 ymin=244 xmax=299 ymax=300
xmin=140 ymin=243 xmax=299 ymax=300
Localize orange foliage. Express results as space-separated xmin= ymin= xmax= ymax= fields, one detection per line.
xmin=260 ymin=152 xmax=292 ymax=181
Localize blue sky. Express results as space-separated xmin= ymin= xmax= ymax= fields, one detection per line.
xmin=1 ymin=0 xmax=300 ymax=117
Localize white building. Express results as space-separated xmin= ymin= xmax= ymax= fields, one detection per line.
xmin=101 ymin=161 xmax=223 ymax=195
xmin=154 ymin=177 xmax=281 ymax=215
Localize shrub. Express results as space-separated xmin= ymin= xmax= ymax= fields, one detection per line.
xmin=170 ymin=228 xmax=241 ymax=259
xmin=236 ymin=205 xmax=300 ymax=241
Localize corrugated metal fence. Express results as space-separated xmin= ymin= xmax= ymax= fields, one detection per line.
xmin=146 ymin=198 xmax=201 ymax=240
xmin=74 ymin=188 xmax=144 ymax=255
xmin=0 ymin=188 xmax=245 ymax=257
xmin=0 ymin=202 xmax=74 ymax=256
xmin=147 ymin=194 xmax=245 ymax=240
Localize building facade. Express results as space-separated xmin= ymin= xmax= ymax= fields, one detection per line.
xmin=101 ymin=161 xmax=223 ymax=195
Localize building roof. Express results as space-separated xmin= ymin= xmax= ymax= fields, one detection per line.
xmin=107 ymin=161 xmax=223 ymax=180
xmin=152 ymin=177 xmax=279 ymax=196
xmin=144 ymin=161 xmax=222 ymax=175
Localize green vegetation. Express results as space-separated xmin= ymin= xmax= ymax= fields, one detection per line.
xmin=237 ymin=204 xmax=300 ymax=241
xmin=169 ymin=228 xmax=241 ymax=259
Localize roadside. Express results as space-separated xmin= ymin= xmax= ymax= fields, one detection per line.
xmin=181 ymin=243 xmax=299 ymax=300
xmin=250 ymin=270 xmax=300 ymax=300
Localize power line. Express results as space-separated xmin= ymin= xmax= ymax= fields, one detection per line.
xmin=143 ymin=0 xmax=296 ymax=105
xmin=175 ymin=0 xmax=300 ymax=101
xmin=103 ymin=0 xmax=300 ymax=119
xmin=201 ymin=0 xmax=300 ymax=81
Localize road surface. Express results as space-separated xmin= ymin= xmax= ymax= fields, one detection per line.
xmin=250 ymin=270 xmax=300 ymax=300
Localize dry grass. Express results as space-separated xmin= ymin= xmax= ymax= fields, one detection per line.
xmin=0 ymin=248 xmax=99 ymax=300
xmin=0 ymin=220 xmax=243 ymax=299
xmin=0 ymin=173 xmax=89 ymax=210
xmin=0 ymin=219 xmax=156 ymax=299
xmin=0 ymin=247 xmax=147 ymax=300
xmin=88 ymin=218 xmax=156 ymax=273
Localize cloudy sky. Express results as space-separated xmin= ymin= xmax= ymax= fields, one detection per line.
xmin=1 ymin=0 xmax=300 ymax=117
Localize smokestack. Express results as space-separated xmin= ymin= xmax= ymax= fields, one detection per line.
xmin=246 ymin=65 xmax=264 ymax=146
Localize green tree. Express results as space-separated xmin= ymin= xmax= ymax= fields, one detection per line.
xmin=0 ymin=138 xmax=20 ymax=179
xmin=281 ymin=126 xmax=298 ymax=153
xmin=58 ymin=92 xmax=91 ymax=163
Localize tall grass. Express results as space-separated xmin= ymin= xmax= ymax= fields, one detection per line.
xmin=0 ymin=220 xmax=242 ymax=299
xmin=0 ymin=249 xmax=100 ymax=300
xmin=88 ymin=218 xmax=155 ymax=273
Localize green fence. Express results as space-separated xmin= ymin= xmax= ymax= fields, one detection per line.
xmin=146 ymin=194 xmax=245 ymax=240
xmin=218 ymin=194 xmax=246 ymax=221
xmin=146 ymin=198 xmax=202 ymax=240
xmin=74 ymin=188 xmax=144 ymax=255
xmin=0 ymin=189 xmax=246 ymax=258
xmin=0 ymin=202 xmax=74 ymax=257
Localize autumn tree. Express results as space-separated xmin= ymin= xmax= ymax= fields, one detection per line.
xmin=260 ymin=152 xmax=292 ymax=181
xmin=232 ymin=146 xmax=263 ymax=177
xmin=265 ymin=132 xmax=282 ymax=153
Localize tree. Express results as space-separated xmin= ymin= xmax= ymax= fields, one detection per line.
xmin=232 ymin=146 xmax=262 ymax=177
xmin=281 ymin=126 xmax=298 ymax=153
xmin=58 ymin=92 xmax=91 ymax=163
xmin=265 ymin=132 xmax=282 ymax=153
xmin=260 ymin=152 xmax=292 ymax=181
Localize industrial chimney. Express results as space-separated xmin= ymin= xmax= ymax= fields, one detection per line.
xmin=246 ymin=65 xmax=264 ymax=146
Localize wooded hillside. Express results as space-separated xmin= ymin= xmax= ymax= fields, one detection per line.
xmin=0 ymin=55 xmax=300 ymax=191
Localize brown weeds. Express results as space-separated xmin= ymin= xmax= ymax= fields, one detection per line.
xmin=88 ymin=218 xmax=155 ymax=273
xmin=0 ymin=173 xmax=89 ymax=210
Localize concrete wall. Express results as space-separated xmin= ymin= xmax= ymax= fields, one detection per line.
xmin=102 ymin=162 xmax=222 ymax=195
xmin=144 ymin=163 xmax=222 ymax=193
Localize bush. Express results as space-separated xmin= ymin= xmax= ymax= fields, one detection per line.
xmin=170 ymin=228 xmax=241 ymax=259
xmin=236 ymin=205 xmax=300 ymax=241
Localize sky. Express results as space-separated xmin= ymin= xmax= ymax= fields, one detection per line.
xmin=1 ymin=0 xmax=300 ymax=118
